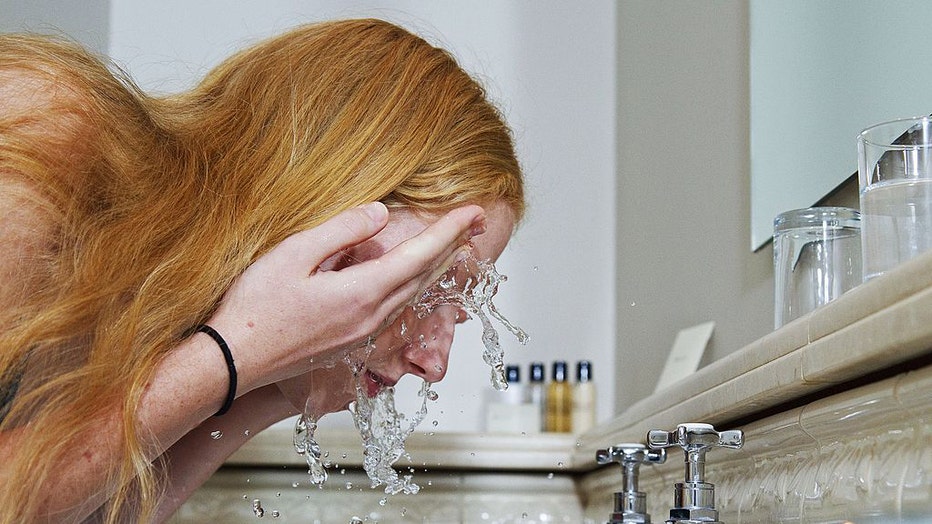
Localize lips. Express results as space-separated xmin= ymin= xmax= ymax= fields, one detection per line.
xmin=364 ymin=370 xmax=395 ymax=398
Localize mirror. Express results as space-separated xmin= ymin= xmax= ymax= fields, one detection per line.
xmin=750 ymin=0 xmax=932 ymax=250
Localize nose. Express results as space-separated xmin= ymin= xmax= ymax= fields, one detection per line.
xmin=401 ymin=305 xmax=458 ymax=383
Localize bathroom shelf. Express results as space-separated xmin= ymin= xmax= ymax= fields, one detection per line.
xmin=228 ymin=428 xmax=578 ymax=472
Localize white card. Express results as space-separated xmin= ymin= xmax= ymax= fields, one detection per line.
xmin=654 ymin=321 xmax=715 ymax=393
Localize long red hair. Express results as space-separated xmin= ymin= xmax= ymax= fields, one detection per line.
xmin=0 ymin=19 xmax=523 ymax=522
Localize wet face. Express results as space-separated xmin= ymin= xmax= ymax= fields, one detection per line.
xmin=351 ymin=201 xmax=516 ymax=398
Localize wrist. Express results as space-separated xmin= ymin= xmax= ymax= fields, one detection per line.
xmin=195 ymin=325 xmax=236 ymax=416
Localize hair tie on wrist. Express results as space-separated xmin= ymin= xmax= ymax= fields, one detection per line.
xmin=196 ymin=324 xmax=237 ymax=416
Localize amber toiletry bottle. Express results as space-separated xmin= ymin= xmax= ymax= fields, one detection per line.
xmin=546 ymin=361 xmax=572 ymax=432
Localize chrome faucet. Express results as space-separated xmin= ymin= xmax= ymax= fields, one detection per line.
xmin=647 ymin=423 xmax=743 ymax=524
xmin=596 ymin=443 xmax=666 ymax=523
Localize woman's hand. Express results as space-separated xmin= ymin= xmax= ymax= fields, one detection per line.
xmin=205 ymin=202 xmax=485 ymax=397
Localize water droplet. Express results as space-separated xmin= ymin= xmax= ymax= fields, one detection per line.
xmin=630 ymin=301 xmax=636 ymax=307
xmin=292 ymin=481 xmax=300 ymax=488
xmin=557 ymin=461 xmax=564 ymax=468
xmin=244 ymin=429 xmax=250 ymax=436
xmin=252 ymin=499 xmax=265 ymax=518
xmin=345 ymin=482 xmax=353 ymax=490
xmin=547 ymin=473 xmax=554 ymax=479
xmin=379 ymin=497 xmax=388 ymax=506
xmin=350 ymin=517 xmax=363 ymax=524
xmin=210 ymin=430 xmax=222 ymax=440
xmin=271 ymin=510 xmax=280 ymax=518
xmin=431 ymin=420 xmax=439 ymax=427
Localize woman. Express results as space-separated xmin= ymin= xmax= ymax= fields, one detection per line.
xmin=0 ymin=18 xmax=524 ymax=523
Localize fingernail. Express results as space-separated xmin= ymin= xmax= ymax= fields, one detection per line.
xmin=455 ymin=246 xmax=471 ymax=263
xmin=361 ymin=202 xmax=388 ymax=222
xmin=469 ymin=215 xmax=487 ymax=237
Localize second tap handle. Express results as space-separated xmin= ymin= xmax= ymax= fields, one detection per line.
xmin=647 ymin=423 xmax=744 ymax=452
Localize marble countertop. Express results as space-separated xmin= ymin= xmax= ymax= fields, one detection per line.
xmin=229 ymin=250 xmax=932 ymax=474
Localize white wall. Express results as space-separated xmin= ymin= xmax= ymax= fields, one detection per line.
xmin=0 ymin=0 xmax=110 ymax=54
xmin=614 ymin=1 xmax=774 ymax=413
xmin=87 ymin=1 xmax=615 ymax=432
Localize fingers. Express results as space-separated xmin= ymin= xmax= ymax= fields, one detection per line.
xmin=376 ymin=205 xmax=483 ymax=283
xmin=278 ymin=202 xmax=390 ymax=274
xmin=351 ymin=205 xmax=486 ymax=317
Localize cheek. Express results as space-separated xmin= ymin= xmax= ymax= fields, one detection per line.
xmin=367 ymin=308 xmax=417 ymax=358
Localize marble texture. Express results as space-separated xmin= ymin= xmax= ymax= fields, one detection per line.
xmin=582 ymin=366 xmax=932 ymax=523
xmin=170 ymin=469 xmax=590 ymax=523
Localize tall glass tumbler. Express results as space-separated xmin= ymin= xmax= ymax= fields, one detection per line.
xmin=773 ymin=207 xmax=861 ymax=329
xmin=858 ymin=116 xmax=932 ymax=280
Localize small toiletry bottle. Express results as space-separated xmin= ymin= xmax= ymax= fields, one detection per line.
xmin=572 ymin=360 xmax=596 ymax=434
xmin=545 ymin=361 xmax=572 ymax=432
xmin=529 ymin=362 xmax=547 ymax=433
xmin=485 ymin=365 xmax=538 ymax=433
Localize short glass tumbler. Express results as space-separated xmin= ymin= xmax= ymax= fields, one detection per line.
xmin=858 ymin=116 xmax=932 ymax=280
xmin=773 ymin=207 xmax=862 ymax=329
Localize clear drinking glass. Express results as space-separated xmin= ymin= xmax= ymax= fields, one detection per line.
xmin=773 ymin=207 xmax=861 ymax=329
xmin=858 ymin=116 xmax=932 ymax=280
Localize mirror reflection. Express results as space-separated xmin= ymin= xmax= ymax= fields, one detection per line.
xmin=750 ymin=0 xmax=932 ymax=250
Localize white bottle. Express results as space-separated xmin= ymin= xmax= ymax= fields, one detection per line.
xmin=485 ymin=365 xmax=541 ymax=434
xmin=528 ymin=362 xmax=547 ymax=433
xmin=572 ymin=360 xmax=596 ymax=434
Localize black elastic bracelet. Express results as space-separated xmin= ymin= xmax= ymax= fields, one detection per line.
xmin=196 ymin=324 xmax=237 ymax=416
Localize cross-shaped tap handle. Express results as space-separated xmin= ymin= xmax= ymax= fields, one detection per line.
xmin=647 ymin=423 xmax=742 ymax=484
xmin=597 ymin=443 xmax=666 ymax=493
xmin=596 ymin=443 xmax=666 ymax=523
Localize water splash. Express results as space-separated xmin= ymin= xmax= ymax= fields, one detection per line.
xmin=293 ymin=399 xmax=328 ymax=485
xmin=415 ymin=249 xmax=528 ymax=390
xmin=290 ymin=250 xmax=526 ymax=502
xmin=348 ymin=363 xmax=437 ymax=494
